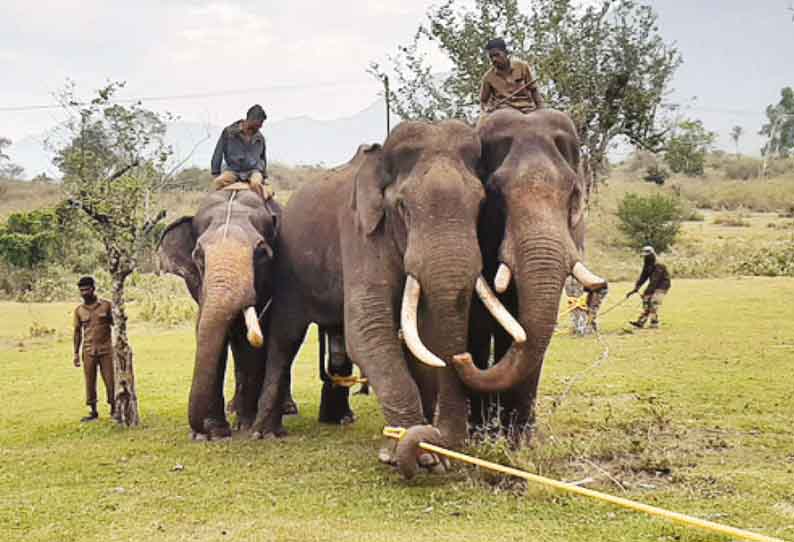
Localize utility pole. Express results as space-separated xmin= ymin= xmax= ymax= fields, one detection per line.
xmin=384 ymin=76 xmax=391 ymax=141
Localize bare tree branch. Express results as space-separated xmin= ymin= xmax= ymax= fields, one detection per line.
xmin=106 ymin=160 xmax=140 ymax=182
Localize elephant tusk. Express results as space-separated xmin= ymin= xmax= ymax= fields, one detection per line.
xmin=475 ymin=276 xmax=527 ymax=344
xmin=494 ymin=263 xmax=512 ymax=293
xmin=243 ymin=306 xmax=264 ymax=348
xmin=571 ymin=262 xmax=608 ymax=291
xmin=400 ymin=276 xmax=447 ymax=368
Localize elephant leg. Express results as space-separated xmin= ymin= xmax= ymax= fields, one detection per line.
xmin=252 ymin=310 xmax=308 ymax=439
xmin=501 ymin=362 xmax=542 ymax=445
xmin=345 ymin=290 xmax=431 ymax=474
xmin=228 ymin=322 xmax=266 ymax=431
xmin=318 ymin=330 xmax=355 ymax=425
xmin=202 ymin=344 xmax=232 ymax=439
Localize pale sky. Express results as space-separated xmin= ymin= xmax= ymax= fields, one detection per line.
xmin=1 ymin=0 xmax=792 ymax=155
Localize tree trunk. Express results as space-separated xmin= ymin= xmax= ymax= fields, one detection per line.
xmin=110 ymin=268 xmax=140 ymax=426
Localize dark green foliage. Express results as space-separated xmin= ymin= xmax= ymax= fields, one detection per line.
xmin=616 ymin=192 xmax=684 ymax=252
xmin=371 ymin=0 xmax=681 ymax=180
xmin=0 ymin=209 xmax=60 ymax=268
xmin=664 ymin=119 xmax=717 ymax=176
xmin=760 ymin=86 xmax=794 ymax=159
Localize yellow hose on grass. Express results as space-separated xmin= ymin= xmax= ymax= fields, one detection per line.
xmin=383 ymin=426 xmax=785 ymax=542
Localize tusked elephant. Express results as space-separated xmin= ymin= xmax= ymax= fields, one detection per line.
xmin=454 ymin=109 xmax=607 ymax=440
xmin=251 ymin=121 xmax=525 ymax=478
xmin=158 ymin=187 xmax=282 ymax=439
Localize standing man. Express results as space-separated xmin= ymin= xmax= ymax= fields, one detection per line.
xmin=627 ymin=246 xmax=671 ymax=329
xmin=479 ymin=37 xmax=544 ymax=115
xmin=211 ymin=104 xmax=270 ymax=200
xmin=73 ymin=276 xmax=115 ymax=422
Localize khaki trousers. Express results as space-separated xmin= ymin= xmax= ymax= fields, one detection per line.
xmin=83 ymin=352 xmax=114 ymax=407
xmin=213 ymin=170 xmax=267 ymax=199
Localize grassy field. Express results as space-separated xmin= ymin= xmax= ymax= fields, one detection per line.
xmin=2 ymin=278 xmax=793 ymax=541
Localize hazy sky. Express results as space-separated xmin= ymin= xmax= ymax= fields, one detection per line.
xmin=1 ymin=0 xmax=791 ymax=155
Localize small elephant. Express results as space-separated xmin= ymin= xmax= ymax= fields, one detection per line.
xmin=251 ymin=121 xmax=525 ymax=477
xmin=455 ymin=109 xmax=608 ymax=440
xmin=158 ymin=187 xmax=282 ymax=439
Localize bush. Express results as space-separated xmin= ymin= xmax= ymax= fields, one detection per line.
xmin=731 ymin=240 xmax=794 ymax=277
xmin=724 ymin=157 xmax=762 ymax=180
xmin=616 ymin=193 xmax=684 ymax=252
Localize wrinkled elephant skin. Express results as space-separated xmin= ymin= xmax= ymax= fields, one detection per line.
xmin=158 ymin=189 xmax=281 ymax=439
xmin=252 ymin=121 xmax=488 ymax=477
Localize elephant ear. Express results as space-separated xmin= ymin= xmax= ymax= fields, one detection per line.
xmin=350 ymin=143 xmax=387 ymax=235
xmin=158 ymin=216 xmax=201 ymax=302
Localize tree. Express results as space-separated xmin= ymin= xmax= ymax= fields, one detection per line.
xmin=664 ymin=119 xmax=717 ymax=176
xmin=50 ymin=81 xmax=175 ymax=426
xmin=0 ymin=137 xmax=26 ymax=180
xmin=616 ymin=193 xmax=683 ymax=252
xmin=730 ymin=125 xmax=743 ymax=156
xmin=370 ymin=0 xmax=682 ymax=189
xmin=760 ymin=87 xmax=794 ymax=159
xmin=0 ymin=209 xmax=61 ymax=268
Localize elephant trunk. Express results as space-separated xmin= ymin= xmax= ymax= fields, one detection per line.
xmin=452 ymin=229 xmax=566 ymax=393
xmin=188 ymin=240 xmax=257 ymax=435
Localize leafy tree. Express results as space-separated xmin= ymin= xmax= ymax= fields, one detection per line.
xmin=730 ymin=125 xmax=743 ymax=156
xmin=370 ymin=0 xmax=682 ymax=188
xmin=0 ymin=209 xmax=60 ymax=268
xmin=760 ymin=87 xmax=794 ymax=159
xmin=0 ymin=137 xmax=25 ymax=180
xmin=50 ymin=81 xmax=175 ymax=426
xmin=664 ymin=119 xmax=717 ymax=176
xmin=616 ymin=193 xmax=683 ymax=252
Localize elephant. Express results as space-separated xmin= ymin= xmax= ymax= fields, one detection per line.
xmin=452 ymin=108 xmax=608 ymax=441
xmin=158 ymin=186 xmax=282 ymax=439
xmin=250 ymin=121 xmax=526 ymax=477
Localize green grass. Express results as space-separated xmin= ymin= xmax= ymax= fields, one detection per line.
xmin=2 ymin=278 xmax=794 ymax=541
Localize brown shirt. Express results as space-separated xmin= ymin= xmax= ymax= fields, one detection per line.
xmin=480 ymin=58 xmax=541 ymax=113
xmin=74 ymin=300 xmax=114 ymax=356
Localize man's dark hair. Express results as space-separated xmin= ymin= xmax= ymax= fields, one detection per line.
xmin=77 ymin=276 xmax=95 ymax=288
xmin=246 ymin=104 xmax=267 ymax=122
xmin=484 ymin=38 xmax=508 ymax=52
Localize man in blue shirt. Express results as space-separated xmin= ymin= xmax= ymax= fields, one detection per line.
xmin=211 ymin=104 xmax=270 ymax=199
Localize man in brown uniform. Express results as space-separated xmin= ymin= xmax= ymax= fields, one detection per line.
xmin=479 ymin=37 xmax=544 ymax=114
xmin=73 ymin=276 xmax=114 ymax=422
xmin=211 ymin=104 xmax=271 ymax=200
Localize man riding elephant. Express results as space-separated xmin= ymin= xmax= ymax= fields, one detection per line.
xmin=211 ymin=104 xmax=271 ymax=200
xmin=479 ymin=37 xmax=545 ymax=115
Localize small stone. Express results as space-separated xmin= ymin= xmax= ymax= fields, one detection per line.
xmin=114 ymin=486 xmax=126 ymax=494
xmin=172 ymin=464 xmax=184 ymax=472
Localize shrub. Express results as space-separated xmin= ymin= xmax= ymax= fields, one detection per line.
xmin=724 ymin=157 xmax=762 ymax=180
xmin=616 ymin=193 xmax=684 ymax=252
xmin=732 ymin=240 xmax=794 ymax=277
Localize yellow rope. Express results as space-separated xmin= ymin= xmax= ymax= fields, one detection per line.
xmin=559 ymin=294 xmax=589 ymax=318
xmin=382 ymin=427 xmax=785 ymax=542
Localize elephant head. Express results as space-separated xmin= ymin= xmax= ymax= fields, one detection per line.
xmin=452 ymin=109 xmax=606 ymax=404
xmin=349 ymin=121 xmax=525 ymax=450
xmin=158 ymin=189 xmax=279 ymax=438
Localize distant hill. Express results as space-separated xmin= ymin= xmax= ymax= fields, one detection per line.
xmin=8 ymin=99 xmax=396 ymax=179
